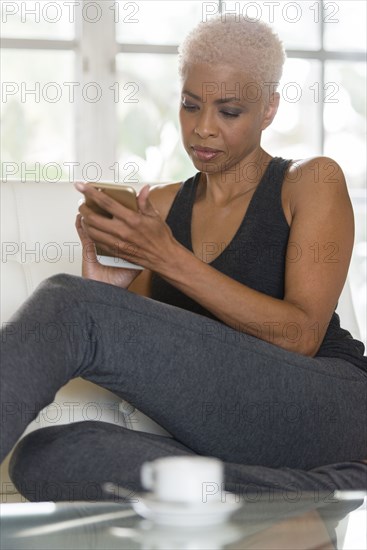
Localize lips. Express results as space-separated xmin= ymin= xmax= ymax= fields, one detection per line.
xmin=191 ymin=146 xmax=222 ymax=161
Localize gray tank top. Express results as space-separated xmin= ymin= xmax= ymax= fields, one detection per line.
xmin=151 ymin=157 xmax=366 ymax=371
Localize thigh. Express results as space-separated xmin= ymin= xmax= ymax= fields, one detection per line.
xmin=10 ymin=420 xmax=366 ymax=504
xmin=224 ymin=460 xmax=367 ymax=496
xmin=9 ymin=421 xmax=196 ymax=502
xmin=6 ymin=274 xmax=366 ymax=469
xmin=73 ymin=274 xmax=367 ymax=467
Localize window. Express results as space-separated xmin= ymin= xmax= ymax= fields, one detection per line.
xmin=1 ymin=0 xmax=365 ymax=340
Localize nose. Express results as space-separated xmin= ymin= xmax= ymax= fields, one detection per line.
xmin=194 ymin=110 xmax=217 ymax=139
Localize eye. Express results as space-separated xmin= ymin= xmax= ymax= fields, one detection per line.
xmin=181 ymin=99 xmax=199 ymax=112
xmin=220 ymin=110 xmax=241 ymax=118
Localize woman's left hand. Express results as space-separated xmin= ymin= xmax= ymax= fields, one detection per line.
xmin=75 ymin=182 xmax=179 ymax=272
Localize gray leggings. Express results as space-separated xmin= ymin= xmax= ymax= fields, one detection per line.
xmin=1 ymin=274 xmax=366 ymax=500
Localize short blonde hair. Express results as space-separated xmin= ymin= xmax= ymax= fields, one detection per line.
xmin=178 ymin=15 xmax=285 ymax=88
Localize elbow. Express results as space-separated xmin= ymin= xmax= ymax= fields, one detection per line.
xmin=297 ymin=314 xmax=327 ymax=357
xmin=273 ymin=311 xmax=322 ymax=357
xmin=276 ymin=337 xmax=319 ymax=358
xmin=294 ymin=327 xmax=321 ymax=357
xmin=298 ymin=342 xmax=320 ymax=358
xmin=277 ymin=337 xmax=319 ymax=358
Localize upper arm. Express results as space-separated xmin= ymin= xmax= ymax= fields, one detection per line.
xmin=283 ymin=157 xmax=354 ymax=354
xmin=128 ymin=181 xmax=181 ymax=298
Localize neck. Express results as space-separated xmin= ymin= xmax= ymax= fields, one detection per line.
xmin=199 ymin=149 xmax=272 ymax=207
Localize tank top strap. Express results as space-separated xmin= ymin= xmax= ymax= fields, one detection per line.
xmin=165 ymin=172 xmax=201 ymax=248
xmin=248 ymin=156 xmax=291 ymax=212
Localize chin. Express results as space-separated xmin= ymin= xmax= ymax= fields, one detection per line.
xmin=189 ymin=156 xmax=224 ymax=174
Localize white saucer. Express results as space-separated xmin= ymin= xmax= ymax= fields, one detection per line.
xmin=111 ymin=521 xmax=244 ymax=548
xmin=131 ymin=492 xmax=242 ymax=526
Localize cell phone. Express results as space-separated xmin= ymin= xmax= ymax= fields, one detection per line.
xmin=84 ymin=182 xmax=143 ymax=270
xmin=85 ymin=182 xmax=138 ymax=214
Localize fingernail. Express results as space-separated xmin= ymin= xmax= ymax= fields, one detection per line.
xmin=74 ymin=181 xmax=86 ymax=191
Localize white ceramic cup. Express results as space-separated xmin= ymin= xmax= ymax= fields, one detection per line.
xmin=141 ymin=456 xmax=224 ymax=503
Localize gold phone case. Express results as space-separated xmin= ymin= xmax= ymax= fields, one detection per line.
xmin=84 ymin=182 xmax=140 ymax=262
xmin=85 ymin=182 xmax=138 ymax=213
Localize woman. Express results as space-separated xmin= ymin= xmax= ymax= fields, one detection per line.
xmin=2 ymin=16 xmax=366 ymax=501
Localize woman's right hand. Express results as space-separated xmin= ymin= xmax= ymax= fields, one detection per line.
xmin=75 ymin=213 xmax=140 ymax=289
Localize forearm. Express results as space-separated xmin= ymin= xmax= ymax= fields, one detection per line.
xmin=159 ymin=244 xmax=316 ymax=356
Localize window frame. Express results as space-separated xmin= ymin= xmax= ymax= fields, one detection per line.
xmin=1 ymin=0 xmax=366 ymax=339
xmin=2 ymin=0 xmax=365 ymax=169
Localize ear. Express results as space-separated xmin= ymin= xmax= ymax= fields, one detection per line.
xmin=261 ymin=92 xmax=280 ymax=130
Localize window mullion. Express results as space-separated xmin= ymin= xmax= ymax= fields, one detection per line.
xmin=319 ymin=0 xmax=325 ymax=155
xmin=78 ymin=0 xmax=117 ymax=181
xmin=74 ymin=1 xmax=83 ymax=180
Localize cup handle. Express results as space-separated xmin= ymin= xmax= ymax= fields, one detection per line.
xmin=141 ymin=462 xmax=154 ymax=491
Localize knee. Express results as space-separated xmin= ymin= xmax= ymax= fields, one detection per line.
xmin=9 ymin=424 xmax=91 ymax=502
xmin=9 ymin=422 xmax=116 ymax=502
xmin=19 ymin=274 xmax=83 ymax=322
xmin=35 ymin=273 xmax=84 ymax=302
xmin=9 ymin=428 xmax=58 ymax=502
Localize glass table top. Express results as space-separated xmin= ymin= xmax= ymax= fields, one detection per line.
xmin=1 ymin=491 xmax=366 ymax=549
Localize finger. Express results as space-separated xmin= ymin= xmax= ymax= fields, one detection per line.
xmin=78 ymin=201 xmax=113 ymax=232
xmin=137 ymin=185 xmax=158 ymax=216
xmin=79 ymin=183 xmax=138 ymax=223
xmin=137 ymin=184 xmax=150 ymax=203
xmin=80 ymin=210 xmax=129 ymax=251
xmin=75 ymin=213 xmax=87 ymax=237
xmin=78 ymin=201 xmax=100 ymax=218
xmin=84 ymin=223 xmax=142 ymax=262
xmin=76 ymin=213 xmax=96 ymax=249
xmin=74 ymin=181 xmax=87 ymax=193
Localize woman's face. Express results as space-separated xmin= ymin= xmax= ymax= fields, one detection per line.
xmin=179 ymin=63 xmax=279 ymax=175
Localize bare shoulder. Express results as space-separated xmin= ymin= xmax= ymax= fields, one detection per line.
xmin=284 ymin=156 xmax=351 ymax=218
xmin=288 ymin=156 xmax=346 ymax=185
xmin=148 ymin=182 xmax=182 ymax=221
